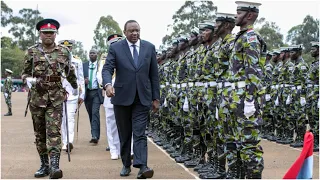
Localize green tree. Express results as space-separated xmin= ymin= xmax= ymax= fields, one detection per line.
xmin=7 ymin=8 xmax=43 ymax=50
xmin=93 ymin=15 xmax=122 ymax=54
xmin=1 ymin=47 xmax=25 ymax=78
xmin=255 ymin=18 xmax=284 ymax=50
xmin=1 ymin=36 xmax=17 ymax=49
xmin=72 ymin=41 xmax=88 ymax=62
xmin=286 ymin=15 xmax=319 ymax=53
xmin=1 ymin=1 xmax=13 ymax=27
xmin=162 ymin=1 xmax=217 ymax=46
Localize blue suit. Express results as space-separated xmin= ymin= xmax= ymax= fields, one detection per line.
xmin=83 ymin=61 xmax=104 ymax=140
xmin=102 ymin=39 xmax=160 ymax=168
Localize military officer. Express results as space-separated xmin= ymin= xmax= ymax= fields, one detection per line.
xmin=58 ymin=39 xmax=85 ymax=153
xmin=22 ymin=18 xmax=78 ymax=179
xmin=3 ymin=69 xmax=13 ymax=116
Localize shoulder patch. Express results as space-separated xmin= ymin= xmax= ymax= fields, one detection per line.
xmin=247 ymin=29 xmax=257 ymax=43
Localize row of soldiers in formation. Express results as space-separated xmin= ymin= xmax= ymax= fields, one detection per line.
xmin=146 ymin=1 xmax=319 ymax=179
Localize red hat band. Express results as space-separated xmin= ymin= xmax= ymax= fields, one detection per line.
xmin=40 ymin=23 xmax=57 ymax=30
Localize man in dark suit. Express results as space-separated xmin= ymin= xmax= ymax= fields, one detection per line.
xmin=102 ymin=20 xmax=160 ymax=179
xmin=83 ymin=48 xmax=104 ymax=144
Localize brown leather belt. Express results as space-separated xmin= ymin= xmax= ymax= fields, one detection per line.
xmin=36 ymin=75 xmax=61 ymax=82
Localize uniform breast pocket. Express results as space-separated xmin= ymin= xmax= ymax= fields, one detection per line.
xmin=34 ymin=57 xmax=47 ymax=71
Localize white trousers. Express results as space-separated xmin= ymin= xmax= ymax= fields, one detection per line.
xmin=105 ymin=105 xmax=133 ymax=157
xmin=61 ymin=99 xmax=77 ymax=145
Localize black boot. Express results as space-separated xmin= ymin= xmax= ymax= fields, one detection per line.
xmin=226 ymin=164 xmax=239 ymax=179
xmin=246 ymin=171 xmax=262 ymax=179
xmin=34 ymin=154 xmax=49 ymax=178
xmin=184 ymin=140 xmax=200 ymax=168
xmin=4 ymin=108 xmax=12 ymax=116
xmin=49 ymin=154 xmax=63 ymax=179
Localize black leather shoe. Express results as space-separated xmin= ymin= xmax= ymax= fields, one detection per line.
xmin=92 ymin=137 xmax=98 ymax=144
xmin=137 ymin=166 xmax=154 ymax=179
xmin=120 ymin=166 xmax=131 ymax=176
xmin=66 ymin=143 xmax=73 ymax=153
xmin=89 ymin=138 xmax=94 ymax=143
xmin=106 ymin=147 xmax=110 ymax=151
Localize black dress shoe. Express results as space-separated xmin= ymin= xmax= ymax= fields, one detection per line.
xmin=66 ymin=143 xmax=73 ymax=153
xmin=120 ymin=166 xmax=131 ymax=176
xmin=89 ymin=138 xmax=94 ymax=143
xmin=137 ymin=166 xmax=154 ymax=179
xmin=92 ymin=137 xmax=98 ymax=144
xmin=106 ymin=147 xmax=110 ymax=151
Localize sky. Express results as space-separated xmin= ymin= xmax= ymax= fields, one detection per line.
xmin=2 ymin=0 xmax=319 ymax=59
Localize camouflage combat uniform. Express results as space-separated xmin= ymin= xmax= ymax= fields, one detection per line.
xmin=226 ymin=25 xmax=265 ymax=178
xmin=3 ymin=75 xmax=13 ymax=114
xmin=22 ymin=43 xmax=78 ymax=156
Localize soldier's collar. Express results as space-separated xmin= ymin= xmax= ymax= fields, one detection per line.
xmin=238 ymin=24 xmax=254 ymax=34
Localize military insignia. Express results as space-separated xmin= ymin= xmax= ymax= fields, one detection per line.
xmin=247 ymin=29 xmax=257 ymax=43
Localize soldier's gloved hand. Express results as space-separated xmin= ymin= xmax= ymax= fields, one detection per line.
xmin=164 ymin=98 xmax=168 ymax=107
xmin=183 ymin=97 xmax=189 ymax=112
xmin=26 ymin=77 xmax=37 ymax=89
xmin=265 ymin=94 xmax=271 ymax=101
xmin=300 ymin=97 xmax=306 ymax=106
xmin=72 ymin=88 xmax=78 ymax=96
xmin=275 ymin=97 xmax=279 ymax=106
xmin=286 ymin=95 xmax=292 ymax=105
xmin=244 ymin=100 xmax=256 ymax=119
xmin=4 ymin=93 xmax=8 ymax=98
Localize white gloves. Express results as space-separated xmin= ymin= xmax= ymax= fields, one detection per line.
xmin=164 ymin=98 xmax=167 ymax=107
xmin=265 ymin=94 xmax=271 ymax=101
xmin=183 ymin=97 xmax=189 ymax=112
xmin=4 ymin=93 xmax=8 ymax=98
xmin=72 ymin=88 xmax=78 ymax=96
xmin=26 ymin=77 xmax=37 ymax=89
xmin=300 ymin=97 xmax=306 ymax=106
xmin=286 ymin=95 xmax=292 ymax=105
xmin=275 ymin=97 xmax=279 ymax=106
xmin=244 ymin=100 xmax=256 ymax=119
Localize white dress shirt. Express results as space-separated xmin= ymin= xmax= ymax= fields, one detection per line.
xmin=126 ymin=38 xmax=140 ymax=57
xmin=88 ymin=61 xmax=98 ymax=89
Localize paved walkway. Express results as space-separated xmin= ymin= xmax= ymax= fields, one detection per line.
xmin=1 ymin=93 xmax=319 ymax=179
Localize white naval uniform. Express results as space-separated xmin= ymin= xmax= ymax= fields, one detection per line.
xmin=97 ymin=59 xmax=133 ymax=159
xmin=61 ymin=55 xmax=85 ymax=149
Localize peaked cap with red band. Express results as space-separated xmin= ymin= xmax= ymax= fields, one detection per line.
xmin=36 ymin=18 xmax=60 ymax=32
xmin=107 ymin=34 xmax=123 ymax=45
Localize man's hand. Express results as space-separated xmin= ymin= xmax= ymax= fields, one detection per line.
xmin=105 ymin=84 xmax=115 ymax=97
xmin=85 ymin=78 xmax=89 ymax=85
xmin=78 ymin=98 xmax=84 ymax=106
xmin=152 ymin=100 xmax=160 ymax=112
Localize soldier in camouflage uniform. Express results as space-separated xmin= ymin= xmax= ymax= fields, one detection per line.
xmin=175 ymin=35 xmax=194 ymax=163
xmin=196 ymin=20 xmax=223 ymax=177
xmin=307 ymin=41 xmax=319 ymax=152
xmin=276 ymin=47 xmax=295 ymax=144
xmin=226 ymin=1 xmax=266 ymax=178
xmin=262 ymin=51 xmax=274 ymax=140
xmin=3 ymin=69 xmax=13 ymax=116
xmin=164 ymin=40 xmax=181 ymax=156
xmin=290 ymin=45 xmax=309 ymax=148
xmin=271 ymin=49 xmax=284 ymax=142
xmin=21 ymin=19 xmax=78 ymax=179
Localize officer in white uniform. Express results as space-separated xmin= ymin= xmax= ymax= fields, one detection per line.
xmin=97 ymin=34 xmax=133 ymax=160
xmin=59 ymin=39 xmax=85 ymax=152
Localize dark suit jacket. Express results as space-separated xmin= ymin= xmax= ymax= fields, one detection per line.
xmin=102 ymin=39 xmax=160 ymax=106
xmin=83 ymin=61 xmax=104 ymax=104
